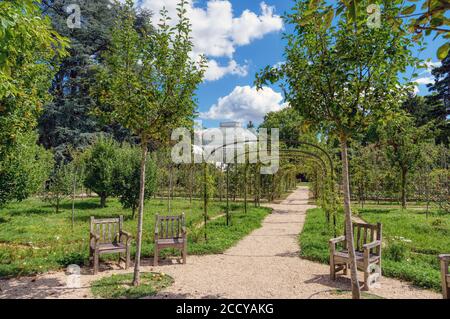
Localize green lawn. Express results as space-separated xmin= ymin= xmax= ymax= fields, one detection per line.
xmin=0 ymin=197 xmax=270 ymax=277
xmin=299 ymin=206 xmax=449 ymax=291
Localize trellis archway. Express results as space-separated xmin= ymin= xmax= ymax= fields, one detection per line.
xmin=198 ymin=139 xmax=337 ymax=231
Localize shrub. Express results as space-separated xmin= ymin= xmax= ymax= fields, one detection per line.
xmin=112 ymin=144 xmax=157 ymax=217
xmin=83 ymin=136 xmax=118 ymax=207
xmin=384 ymin=240 xmax=410 ymax=262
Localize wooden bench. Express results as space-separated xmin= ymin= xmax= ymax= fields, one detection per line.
xmin=154 ymin=213 xmax=187 ymax=266
xmin=440 ymin=254 xmax=450 ymax=299
xmin=89 ymin=216 xmax=132 ymax=274
xmin=329 ymin=222 xmax=382 ymax=290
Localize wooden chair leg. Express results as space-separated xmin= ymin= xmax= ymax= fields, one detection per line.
xmin=363 ymin=269 xmax=370 ymax=291
xmin=93 ymin=250 xmax=99 ymax=275
xmin=441 ymin=260 xmax=449 ymax=299
xmin=182 ymin=243 xmax=187 ymax=264
xmin=330 ymin=256 xmax=336 ymax=280
xmin=154 ymin=245 xmax=158 ymax=266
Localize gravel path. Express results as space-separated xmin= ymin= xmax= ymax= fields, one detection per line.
xmin=0 ymin=187 xmax=440 ymax=299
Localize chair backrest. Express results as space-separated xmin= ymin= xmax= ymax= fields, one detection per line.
xmin=344 ymin=222 xmax=382 ymax=254
xmin=90 ymin=216 xmax=123 ymax=244
xmin=155 ymin=213 xmax=185 ymax=239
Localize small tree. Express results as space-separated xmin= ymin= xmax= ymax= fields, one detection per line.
xmin=83 ymin=136 xmax=118 ymax=207
xmin=256 ymin=0 xmax=416 ymax=298
xmin=44 ymin=163 xmax=72 ymax=213
xmin=113 ymin=145 xmax=157 ymax=218
xmin=380 ymin=114 xmax=432 ymax=209
xmin=94 ymin=0 xmax=205 ymax=286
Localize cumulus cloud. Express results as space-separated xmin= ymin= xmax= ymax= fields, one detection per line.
xmin=201 ymin=85 xmax=288 ymax=123
xmin=139 ymin=0 xmax=283 ymax=80
xmin=413 ymin=76 xmax=434 ymax=85
xmin=204 ymin=59 xmax=248 ymax=81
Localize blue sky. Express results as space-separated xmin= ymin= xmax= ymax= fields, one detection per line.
xmin=137 ymin=0 xmax=445 ymax=128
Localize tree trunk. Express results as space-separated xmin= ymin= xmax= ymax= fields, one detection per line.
xmin=226 ymin=165 xmax=230 ymax=226
xmin=203 ymin=163 xmax=208 ymax=241
xmin=244 ymin=164 xmax=248 ymax=214
xmin=133 ymin=140 xmax=148 ymax=287
xmin=340 ymin=135 xmax=361 ymax=299
xmin=56 ymin=195 xmax=60 ymax=214
xmin=132 ymin=203 xmax=136 ymax=219
xmin=100 ymin=193 xmax=106 ymax=208
xmin=72 ymin=171 xmax=77 ymax=230
xmin=401 ymin=166 xmax=407 ymax=209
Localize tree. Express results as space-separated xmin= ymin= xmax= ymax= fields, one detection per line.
xmin=113 ymin=144 xmax=157 ymax=218
xmin=83 ymin=137 xmax=118 ymax=207
xmin=94 ymin=0 xmax=205 ymax=286
xmin=0 ymin=132 xmax=53 ymax=207
xmin=427 ymin=55 xmax=449 ymax=145
xmin=256 ymin=0 xmax=416 ymax=298
xmin=0 ymin=0 xmax=67 ymax=163
xmin=380 ymin=114 xmax=432 ymax=208
xmin=44 ymin=162 xmax=72 ymax=213
xmin=401 ymin=93 xmax=448 ymax=145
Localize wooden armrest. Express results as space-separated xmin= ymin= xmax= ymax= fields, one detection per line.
xmin=120 ymin=230 xmax=132 ymax=241
xmin=329 ymin=236 xmax=345 ymax=245
xmin=439 ymin=254 xmax=450 ymax=262
xmin=363 ymin=240 xmax=382 ymax=250
xmin=90 ymin=231 xmax=100 ymax=240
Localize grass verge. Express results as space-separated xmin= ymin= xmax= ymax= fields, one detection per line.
xmin=299 ymin=207 xmax=447 ymax=291
xmin=91 ymin=272 xmax=173 ymax=299
xmin=0 ymin=197 xmax=270 ymax=277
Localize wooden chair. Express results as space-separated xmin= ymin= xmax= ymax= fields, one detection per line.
xmin=440 ymin=254 xmax=450 ymax=299
xmin=89 ymin=216 xmax=132 ymax=274
xmin=154 ymin=213 xmax=187 ymax=266
xmin=329 ymin=222 xmax=382 ymax=290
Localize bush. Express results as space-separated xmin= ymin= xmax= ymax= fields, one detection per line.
xmin=0 ymin=132 xmax=53 ymax=207
xmin=112 ymin=144 xmax=157 ymax=217
xmin=384 ymin=240 xmax=409 ymax=262
xmin=83 ymin=136 xmax=118 ymax=207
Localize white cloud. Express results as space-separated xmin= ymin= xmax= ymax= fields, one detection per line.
xmin=139 ymin=0 xmax=282 ymax=80
xmin=201 ymin=85 xmax=288 ymax=123
xmin=413 ymin=76 xmax=434 ymax=85
xmin=204 ymin=59 xmax=248 ymax=81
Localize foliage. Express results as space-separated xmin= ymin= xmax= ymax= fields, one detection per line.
xmin=299 ymin=0 xmax=449 ymax=60
xmin=43 ymin=163 xmax=73 ymax=213
xmin=83 ymin=137 xmax=118 ymax=207
xmin=0 ymin=0 xmax=68 ymax=159
xmin=379 ymin=114 xmax=433 ymax=208
xmin=113 ymin=145 xmax=157 ymax=217
xmin=91 ymin=272 xmax=173 ymax=299
xmin=38 ymin=0 xmax=143 ymax=162
xmin=0 ymin=132 xmax=53 ymax=207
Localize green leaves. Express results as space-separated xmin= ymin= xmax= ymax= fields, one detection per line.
xmin=437 ymin=43 xmax=449 ymax=60
xmin=95 ymin=0 xmax=205 ymax=144
xmin=0 ymin=0 xmax=67 ymax=160
xmin=401 ymin=4 xmax=416 ymax=15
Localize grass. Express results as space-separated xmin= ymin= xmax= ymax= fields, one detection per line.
xmin=91 ymin=272 xmax=173 ymax=299
xmin=0 ymin=196 xmax=270 ymax=277
xmin=299 ymin=206 xmax=448 ymax=291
